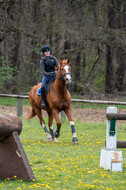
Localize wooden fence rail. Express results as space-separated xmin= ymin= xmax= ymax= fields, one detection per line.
xmin=0 ymin=94 xmax=126 ymax=117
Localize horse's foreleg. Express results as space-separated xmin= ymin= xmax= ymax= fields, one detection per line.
xmin=52 ymin=109 xmax=61 ymax=139
xmin=42 ymin=122 xmax=53 ymax=141
xmin=47 ymin=112 xmax=58 ymax=142
xmin=65 ymin=108 xmax=78 ymax=144
xmin=34 ymin=106 xmax=52 ymax=141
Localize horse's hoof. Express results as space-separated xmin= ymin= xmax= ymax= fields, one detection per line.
xmin=54 ymin=138 xmax=58 ymax=143
xmin=55 ymin=132 xmax=60 ymax=138
xmin=46 ymin=133 xmax=53 ymax=141
xmin=47 ymin=137 xmax=53 ymax=142
xmin=72 ymin=137 xmax=78 ymax=144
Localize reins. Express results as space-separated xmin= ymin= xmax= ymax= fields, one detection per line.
xmin=56 ymin=77 xmax=65 ymax=81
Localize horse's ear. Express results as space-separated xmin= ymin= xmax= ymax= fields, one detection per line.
xmin=67 ymin=58 xmax=71 ymax=64
xmin=58 ymin=58 xmax=62 ymax=66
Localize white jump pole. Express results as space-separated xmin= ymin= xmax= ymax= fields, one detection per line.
xmin=100 ymin=106 xmax=123 ymax=172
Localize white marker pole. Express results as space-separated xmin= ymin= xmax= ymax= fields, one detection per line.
xmin=100 ymin=106 xmax=123 ymax=172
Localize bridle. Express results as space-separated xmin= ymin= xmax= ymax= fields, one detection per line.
xmin=56 ymin=65 xmax=71 ymax=81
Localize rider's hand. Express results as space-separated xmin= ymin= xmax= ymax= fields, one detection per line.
xmin=50 ymin=72 xmax=56 ymax=77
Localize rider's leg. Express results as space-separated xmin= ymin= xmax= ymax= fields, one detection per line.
xmin=41 ymin=87 xmax=46 ymax=107
xmin=41 ymin=75 xmax=51 ymax=108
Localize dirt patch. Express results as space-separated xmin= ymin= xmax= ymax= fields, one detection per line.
xmin=0 ymin=105 xmax=108 ymax=123
xmin=0 ymin=106 xmax=126 ymax=124
xmin=71 ymin=107 xmax=106 ymax=123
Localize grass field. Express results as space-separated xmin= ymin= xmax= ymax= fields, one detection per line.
xmin=0 ymin=116 xmax=126 ymax=190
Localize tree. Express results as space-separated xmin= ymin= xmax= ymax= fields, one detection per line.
xmin=0 ymin=0 xmax=125 ymax=96
xmin=105 ymin=0 xmax=126 ymax=94
xmin=115 ymin=0 xmax=126 ymax=91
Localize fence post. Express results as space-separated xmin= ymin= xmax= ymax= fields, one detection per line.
xmin=100 ymin=106 xmax=123 ymax=172
xmin=17 ymin=98 xmax=23 ymax=117
xmin=60 ymin=111 xmax=66 ymax=118
xmin=106 ymin=106 xmax=117 ymax=149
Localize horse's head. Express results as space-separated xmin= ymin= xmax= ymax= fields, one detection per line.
xmin=57 ymin=58 xmax=72 ymax=84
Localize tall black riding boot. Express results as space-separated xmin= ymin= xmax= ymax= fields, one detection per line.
xmin=41 ymin=88 xmax=46 ymax=108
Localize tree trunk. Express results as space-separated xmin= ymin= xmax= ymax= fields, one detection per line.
xmin=73 ymin=52 xmax=81 ymax=92
xmin=105 ymin=0 xmax=116 ymax=94
xmin=115 ymin=1 xmax=126 ymax=91
xmin=105 ymin=45 xmax=115 ymax=93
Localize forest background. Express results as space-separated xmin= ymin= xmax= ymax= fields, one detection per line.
xmin=0 ymin=0 xmax=126 ymax=98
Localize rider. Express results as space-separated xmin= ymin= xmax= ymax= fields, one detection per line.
xmin=38 ymin=45 xmax=59 ymax=108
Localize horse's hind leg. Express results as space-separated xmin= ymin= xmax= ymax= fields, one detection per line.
xmin=34 ymin=105 xmax=52 ymax=141
xmin=47 ymin=111 xmax=58 ymax=142
xmin=64 ymin=107 xmax=78 ymax=144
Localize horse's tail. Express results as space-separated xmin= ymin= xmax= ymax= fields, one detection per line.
xmin=25 ymin=105 xmax=36 ymax=120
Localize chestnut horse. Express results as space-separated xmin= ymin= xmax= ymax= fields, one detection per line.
xmin=26 ymin=58 xmax=78 ymax=143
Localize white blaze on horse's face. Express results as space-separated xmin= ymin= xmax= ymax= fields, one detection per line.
xmin=64 ymin=65 xmax=71 ymax=84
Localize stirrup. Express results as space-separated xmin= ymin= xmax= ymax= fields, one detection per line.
xmin=42 ymin=102 xmax=46 ymax=108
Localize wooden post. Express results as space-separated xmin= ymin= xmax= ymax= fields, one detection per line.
xmin=17 ymin=98 xmax=23 ymax=117
xmin=105 ymin=141 xmax=126 ymax=148
xmin=60 ymin=111 xmax=66 ymax=118
xmin=107 ymin=113 xmax=126 ymax=120
xmin=0 ymin=114 xmax=36 ymax=181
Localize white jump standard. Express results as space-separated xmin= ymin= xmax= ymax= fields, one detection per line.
xmin=100 ymin=106 xmax=123 ymax=172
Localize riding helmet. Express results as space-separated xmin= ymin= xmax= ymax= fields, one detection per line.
xmin=42 ymin=45 xmax=51 ymax=53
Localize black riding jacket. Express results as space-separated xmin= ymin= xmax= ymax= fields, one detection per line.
xmin=40 ymin=55 xmax=58 ymax=76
